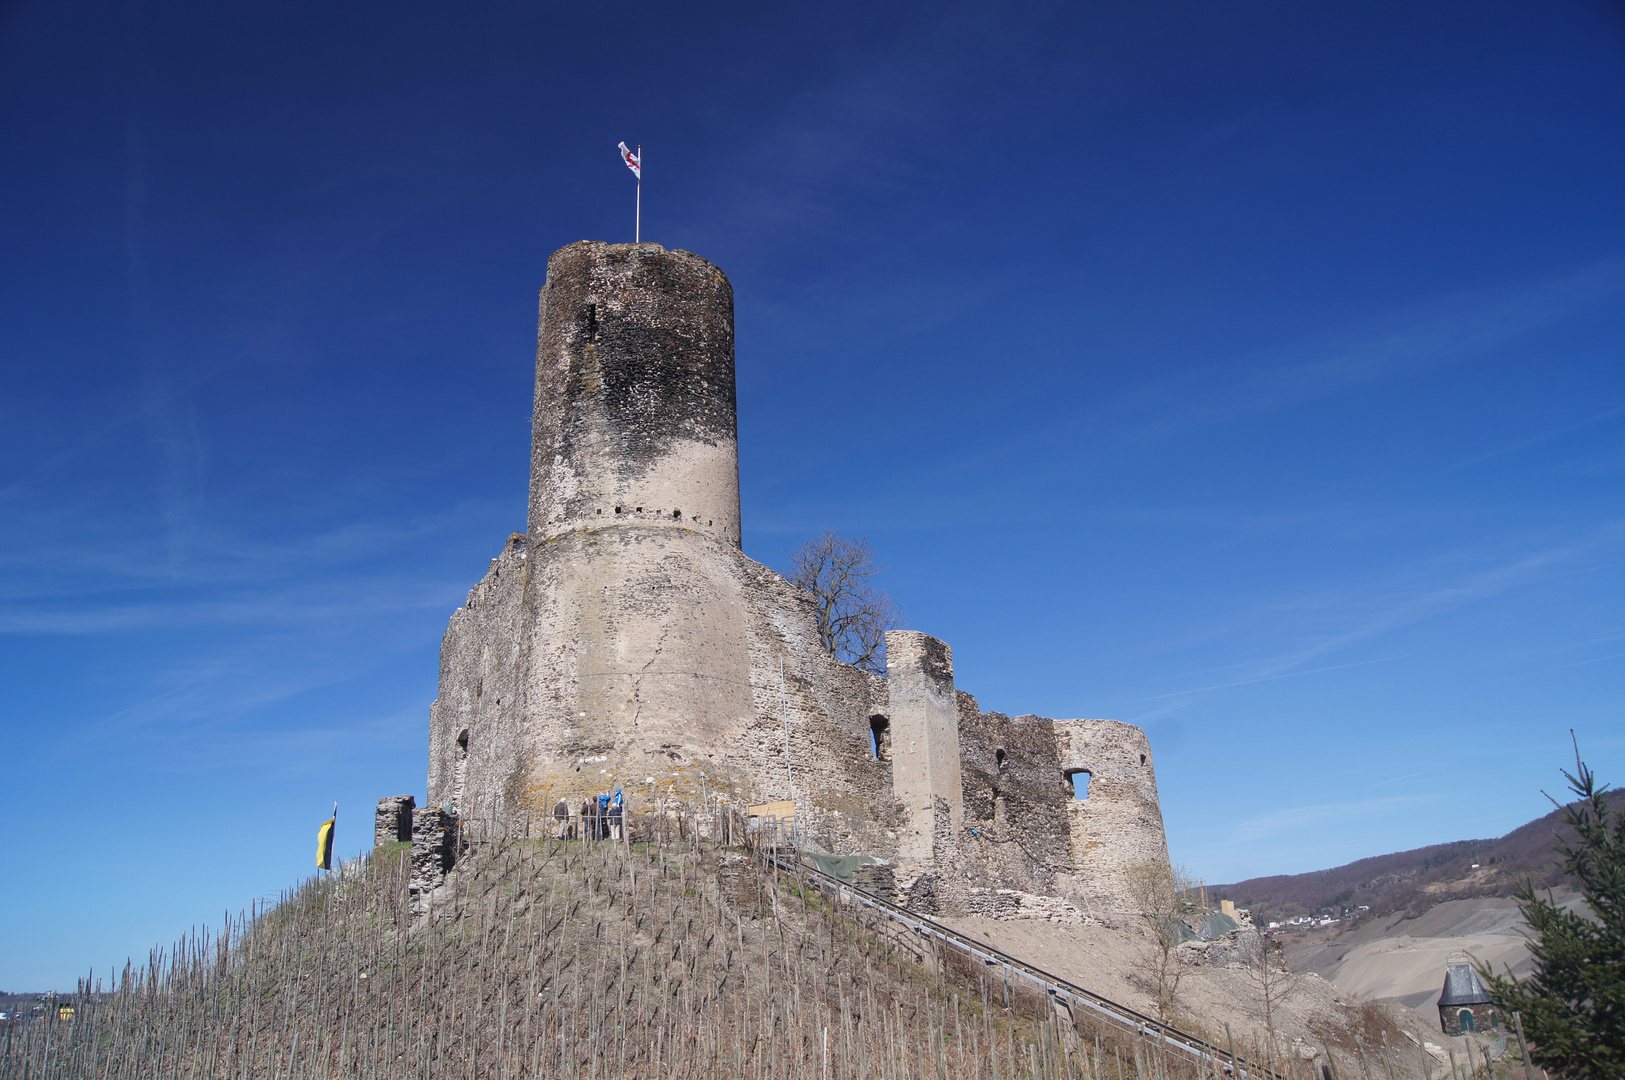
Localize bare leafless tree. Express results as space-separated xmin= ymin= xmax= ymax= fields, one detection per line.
xmin=788 ymin=530 xmax=905 ymax=673
xmin=1125 ymin=860 xmax=1197 ymax=1024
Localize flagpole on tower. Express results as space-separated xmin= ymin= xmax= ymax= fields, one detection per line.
xmin=618 ymin=141 xmax=643 ymax=242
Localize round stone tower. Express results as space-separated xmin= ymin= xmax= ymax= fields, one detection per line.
xmin=529 ymin=241 xmax=741 ymax=548
xmin=500 ymin=241 xmax=757 ymax=810
xmin=1052 ymin=718 xmax=1170 ymax=911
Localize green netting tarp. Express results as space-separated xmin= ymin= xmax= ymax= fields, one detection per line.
xmin=802 ymin=852 xmax=878 ymax=883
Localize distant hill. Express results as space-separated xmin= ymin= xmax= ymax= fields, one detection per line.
xmin=1211 ymin=790 xmax=1618 ymax=924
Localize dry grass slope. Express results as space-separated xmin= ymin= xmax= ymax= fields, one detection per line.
xmin=3 ymin=826 xmax=1323 ymax=1080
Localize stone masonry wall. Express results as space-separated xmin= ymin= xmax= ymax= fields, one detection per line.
xmin=428 ymin=534 xmax=532 ymax=819
xmin=956 ymin=699 xmax=1074 ymax=900
xmin=1054 ymin=718 xmax=1170 ymax=912
xmin=408 ymin=806 xmax=459 ymax=909
xmin=885 ymin=631 xmax=963 ymax=866
xmin=425 ymin=522 xmax=904 ymax=855
xmin=375 ymin=795 xmax=415 ymax=846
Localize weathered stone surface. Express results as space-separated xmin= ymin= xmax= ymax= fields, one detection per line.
xmin=963 ymin=888 xmax=1092 ymax=924
xmin=1054 ymin=718 xmax=1169 ymax=911
xmin=428 ymin=534 xmax=532 ymax=819
xmin=886 ymin=631 xmax=963 ymax=866
xmin=423 ymin=240 xmax=1170 ymax=916
xmin=409 ymin=807 xmax=459 ymax=906
xmin=374 ymin=795 xmax=415 ymax=847
xmin=530 ymin=242 xmax=741 ymax=549
xmin=851 ymin=862 xmax=897 ymax=902
xmin=957 ymin=701 xmax=1074 ymax=899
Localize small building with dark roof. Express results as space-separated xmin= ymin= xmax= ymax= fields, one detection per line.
xmin=1438 ymin=954 xmax=1499 ymax=1035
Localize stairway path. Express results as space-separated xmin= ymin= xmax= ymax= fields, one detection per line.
xmin=778 ymin=855 xmax=1283 ymax=1079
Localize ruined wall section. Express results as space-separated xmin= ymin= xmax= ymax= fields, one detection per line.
xmin=887 ymin=632 xmax=963 ymax=866
xmin=956 ymin=698 xmax=1073 ymax=899
xmin=1053 ymin=718 xmax=1169 ymax=912
xmin=428 ymin=534 xmax=533 ymax=819
xmin=728 ymin=552 xmax=900 ymax=856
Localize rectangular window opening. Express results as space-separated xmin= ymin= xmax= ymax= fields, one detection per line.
xmin=1066 ymin=769 xmax=1091 ymax=800
xmin=869 ymin=715 xmax=891 ymax=761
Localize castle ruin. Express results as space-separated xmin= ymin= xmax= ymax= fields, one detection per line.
xmin=424 ymin=241 xmax=1169 ymax=913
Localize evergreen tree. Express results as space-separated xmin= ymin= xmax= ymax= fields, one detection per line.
xmin=1479 ymin=749 xmax=1624 ymax=1080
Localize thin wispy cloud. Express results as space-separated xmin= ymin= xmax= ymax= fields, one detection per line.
xmin=1222 ymin=793 xmax=1437 ymax=847
xmin=777 ymin=254 xmax=1625 ymax=533
xmin=1101 ymin=257 xmax=1625 ymax=454
xmin=0 ymin=577 xmax=468 ymax=635
xmin=1110 ymin=654 xmax=1409 ymax=706
xmin=1495 ymin=648 xmax=1625 ymax=681
xmin=1379 ymin=770 xmax=1429 ymax=786
xmin=1101 ymin=519 xmax=1625 ymax=734
xmin=0 ymin=494 xmax=513 ymax=630
xmin=1258 ymin=526 xmax=1625 ymax=669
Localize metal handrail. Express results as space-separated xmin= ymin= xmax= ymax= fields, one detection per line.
xmin=774 ymin=853 xmax=1282 ymax=1079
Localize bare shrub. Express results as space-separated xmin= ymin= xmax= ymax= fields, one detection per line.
xmin=1306 ymin=999 xmax=1411 ymax=1079
xmin=1239 ymin=931 xmax=1302 ymax=1038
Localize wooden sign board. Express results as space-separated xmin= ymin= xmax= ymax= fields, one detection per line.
xmin=747 ymin=800 xmax=797 ymax=845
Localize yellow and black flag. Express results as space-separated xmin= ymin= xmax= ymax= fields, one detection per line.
xmin=316 ymin=803 xmax=337 ymax=871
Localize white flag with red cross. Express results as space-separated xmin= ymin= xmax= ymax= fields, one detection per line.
xmin=618 ymin=142 xmax=641 ymax=179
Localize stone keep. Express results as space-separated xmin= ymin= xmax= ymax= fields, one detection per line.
xmin=425 ymin=240 xmax=1170 ymax=912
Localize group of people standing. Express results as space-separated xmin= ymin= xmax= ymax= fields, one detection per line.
xmin=553 ymin=788 xmax=623 ymax=840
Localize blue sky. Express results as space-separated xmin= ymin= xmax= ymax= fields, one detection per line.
xmin=3 ymin=0 xmax=1623 ymax=988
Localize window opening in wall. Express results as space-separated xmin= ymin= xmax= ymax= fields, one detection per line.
xmin=1140 ymin=753 xmax=1146 ymax=765
xmin=994 ymin=748 xmax=1007 ymax=769
xmin=868 ymin=715 xmax=891 ymax=761
xmin=452 ymin=729 xmax=470 ymax=810
xmin=1066 ymin=769 xmax=1091 ymax=800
